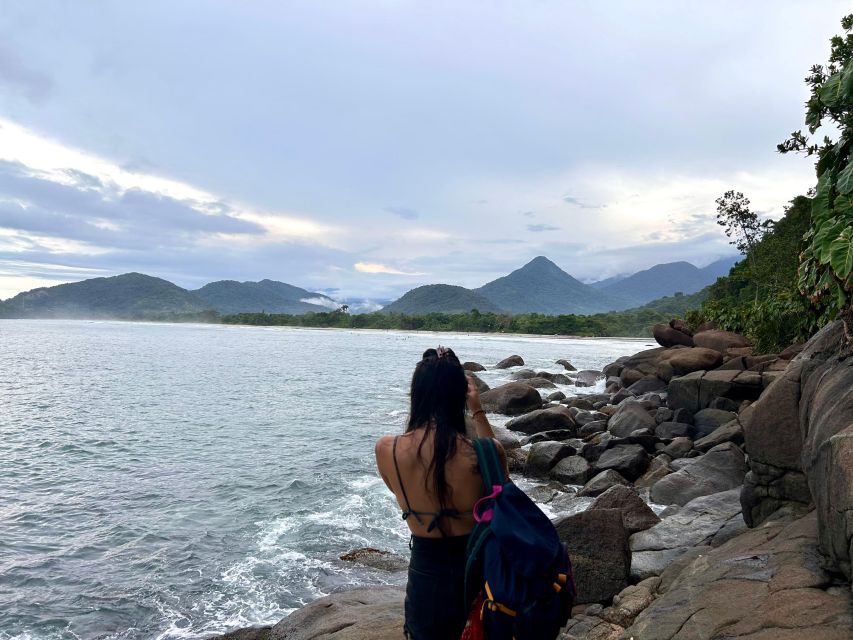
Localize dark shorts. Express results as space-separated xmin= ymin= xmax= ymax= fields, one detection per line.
xmin=404 ymin=534 xmax=470 ymax=640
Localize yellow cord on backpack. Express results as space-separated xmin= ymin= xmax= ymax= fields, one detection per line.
xmin=483 ymin=581 xmax=518 ymax=618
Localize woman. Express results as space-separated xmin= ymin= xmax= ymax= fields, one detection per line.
xmin=375 ymin=346 xmax=507 ymax=640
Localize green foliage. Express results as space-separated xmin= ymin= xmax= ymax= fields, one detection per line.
xmin=698 ymin=196 xmax=815 ymax=352
xmin=715 ymin=190 xmax=770 ymax=256
xmin=220 ymin=289 xmax=707 ymax=338
xmin=778 ymin=14 xmax=853 ymax=326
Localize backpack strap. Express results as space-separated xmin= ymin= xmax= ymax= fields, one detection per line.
xmin=473 ymin=437 xmax=506 ymax=490
xmin=464 ymin=438 xmax=506 ymax=607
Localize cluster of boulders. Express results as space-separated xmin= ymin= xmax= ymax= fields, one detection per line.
xmin=215 ymin=320 xmax=853 ymax=640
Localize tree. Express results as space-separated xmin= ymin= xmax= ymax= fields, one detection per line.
xmin=715 ymin=191 xmax=769 ymax=257
xmin=778 ymin=14 xmax=853 ymax=333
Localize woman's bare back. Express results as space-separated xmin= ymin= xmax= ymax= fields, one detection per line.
xmin=375 ymin=429 xmax=494 ymax=538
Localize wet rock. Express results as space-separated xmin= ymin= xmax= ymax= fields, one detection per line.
xmin=547 ymin=390 xmax=567 ymax=402
xmin=536 ymin=371 xmax=572 ymax=384
xmin=510 ymin=368 xmax=537 ymax=380
xmin=634 ymin=454 xmax=674 ymax=489
xmin=692 ymin=408 xmax=737 ymax=439
xmin=524 ymin=481 xmax=572 ymax=504
xmin=650 ymin=442 xmax=747 ymax=506
xmin=661 ymin=437 xmax=693 ymax=459
xmin=578 ymin=469 xmax=630 ymax=497
xmin=557 ymin=358 xmax=577 ymax=371
xmin=521 ymin=429 xmax=578 ymax=445
xmin=339 ymin=548 xmax=409 ymax=572
xmin=216 ymin=628 xmax=272 ymax=640
xmin=550 ymin=455 xmax=592 ymax=485
xmin=655 ymin=421 xmax=693 ymax=439
xmin=554 ymin=509 xmax=630 ymax=603
xmin=589 ymin=485 xmax=660 ymax=534
xmin=565 ymin=397 xmax=595 ymax=410
xmin=524 ymin=376 xmax=558 ymax=389
xmin=469 ymin=373 xmax=490 ymax=394
xmin=694 ymin=419 xmax=743 ymax=452
xmin=505 ymin=447 xmax=527 ymax=473
xmin=479 ymin=383 xmax=542 ymax=415
xmin=524 ymin=441 xmax=577 ymax=477
xmin=626 ymin=375 xmax=667 ymax=395
xmin=607 ymin=400 xmax=656 ymax=438
xmin=495 ymin=354 xmax=524 ymax=369
xmin=269 ymin=586 xmax=404 ymax=640
xmin=575 ymin=370 xmax=605 ymax=387
xmin=672 ymin=407 xmax=693 ymax=424
xmin=491 ymin=424 xmax=521 ymax=451
xmin=654 ymin=407 xmax=673 ymax=424
xmin=579 ymin=420 xmax=608 ymax=437
xmin=592 ymin=444 xmax=650 ymax=481
xmin=462 ymin=361 xmax=486 ymax=371
xmin=506 ymin=405 xmax=575 ymax=435
xmin=708 ymin=396 xmax=741 ymax=412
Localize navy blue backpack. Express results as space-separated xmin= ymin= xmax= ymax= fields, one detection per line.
xmin=464 ymin=438 xmax=576 ymax=640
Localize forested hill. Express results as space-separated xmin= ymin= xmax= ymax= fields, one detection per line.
xmin=0 ymin=273 xmax=209 ymax=319
xmin=380 ymin=284 xmax=504 ymax=314
xmin=474 ymin=256 xmax=627 ymax=314
xmin=380 ymin=256 xmax=737 ymax=315
xmin=193 ymin=279 xmax=336 ymax=314
xmin=597 ymin=257 xmax=738 ymax=307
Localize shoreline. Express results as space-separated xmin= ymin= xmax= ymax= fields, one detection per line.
xmin=0 ymin=316 xmax=656 ymax=342
xmin=215 ymin=320 xmax=853 ymax=640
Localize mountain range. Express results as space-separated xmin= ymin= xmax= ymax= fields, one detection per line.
xmin=383 ymin=255 xmax=737 ymax=315
xmin=0 ymin=255 xmax=738 ymax=319
xmin=0 ymin=273 xmax=338 ymax=319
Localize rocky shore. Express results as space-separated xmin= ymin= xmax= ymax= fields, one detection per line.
xmin=215 ymin=320 xmax=852 ymax=640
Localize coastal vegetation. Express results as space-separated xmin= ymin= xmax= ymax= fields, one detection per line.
xmin=220 ymin=289 xmax=707 ymax=337
xmin=692 ymin=15 xmax=853 ymax=352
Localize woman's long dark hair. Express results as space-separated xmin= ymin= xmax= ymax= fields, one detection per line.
xmin=407 ymin=347 xmax=468 ymax=521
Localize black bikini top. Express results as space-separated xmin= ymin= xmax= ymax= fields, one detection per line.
xmin=392 ymin=435 xmax=470 ymax=534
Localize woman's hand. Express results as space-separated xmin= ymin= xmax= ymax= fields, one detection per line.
xmin=466 ymin=374 xmax=483 ymax=412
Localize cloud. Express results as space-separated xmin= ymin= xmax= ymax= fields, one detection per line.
xmin=527 ymin=223 xmax=560 ymax=232
xmin=300 ymin=296 xmax=340 ymax=310
xmin=384 ymin=206 xmax=419 ymax=220
xmin=563 ymin=195 xmax=605 ymax=209
xmin=354 ymin=262 xmax=427 ymax=276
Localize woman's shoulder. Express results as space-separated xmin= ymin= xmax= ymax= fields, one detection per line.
xmin=374 ymin=434 xmax=395 ymax=460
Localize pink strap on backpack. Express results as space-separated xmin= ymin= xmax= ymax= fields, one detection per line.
xmin=472 ymin=484 xmax=503 ymax=523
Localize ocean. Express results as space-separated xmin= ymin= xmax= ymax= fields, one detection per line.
xmin=0 ymin=320 xmax=650 ymax=639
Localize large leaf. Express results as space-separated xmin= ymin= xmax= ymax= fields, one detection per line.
xmin=828 ymin=229 xmax=853 ymax=280
xmin=838 ymin=160 xmax=853 ymax=194
xmin=819 ymin=72 xmax=843 ymax=108
xmin=841 ymin=60 xmax=853 ymax=101
xmin=814 ymin=219 xmax=847 ymax=263
xmin=811 ymin=174 xmax=834 ymax=224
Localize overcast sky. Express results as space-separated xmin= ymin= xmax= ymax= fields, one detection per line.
xmin=0 ymin=1 xmax=845 ymax=302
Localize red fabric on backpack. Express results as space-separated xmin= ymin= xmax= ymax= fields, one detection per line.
xmin=460 ymin=593 xmax=485 ymax=640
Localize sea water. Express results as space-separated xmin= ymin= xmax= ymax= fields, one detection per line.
xmin=0 ymin=320 xmax=650 ymax=639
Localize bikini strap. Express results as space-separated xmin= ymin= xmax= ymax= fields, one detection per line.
xmin=392 ymin=436 xmax=425 ymax=526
